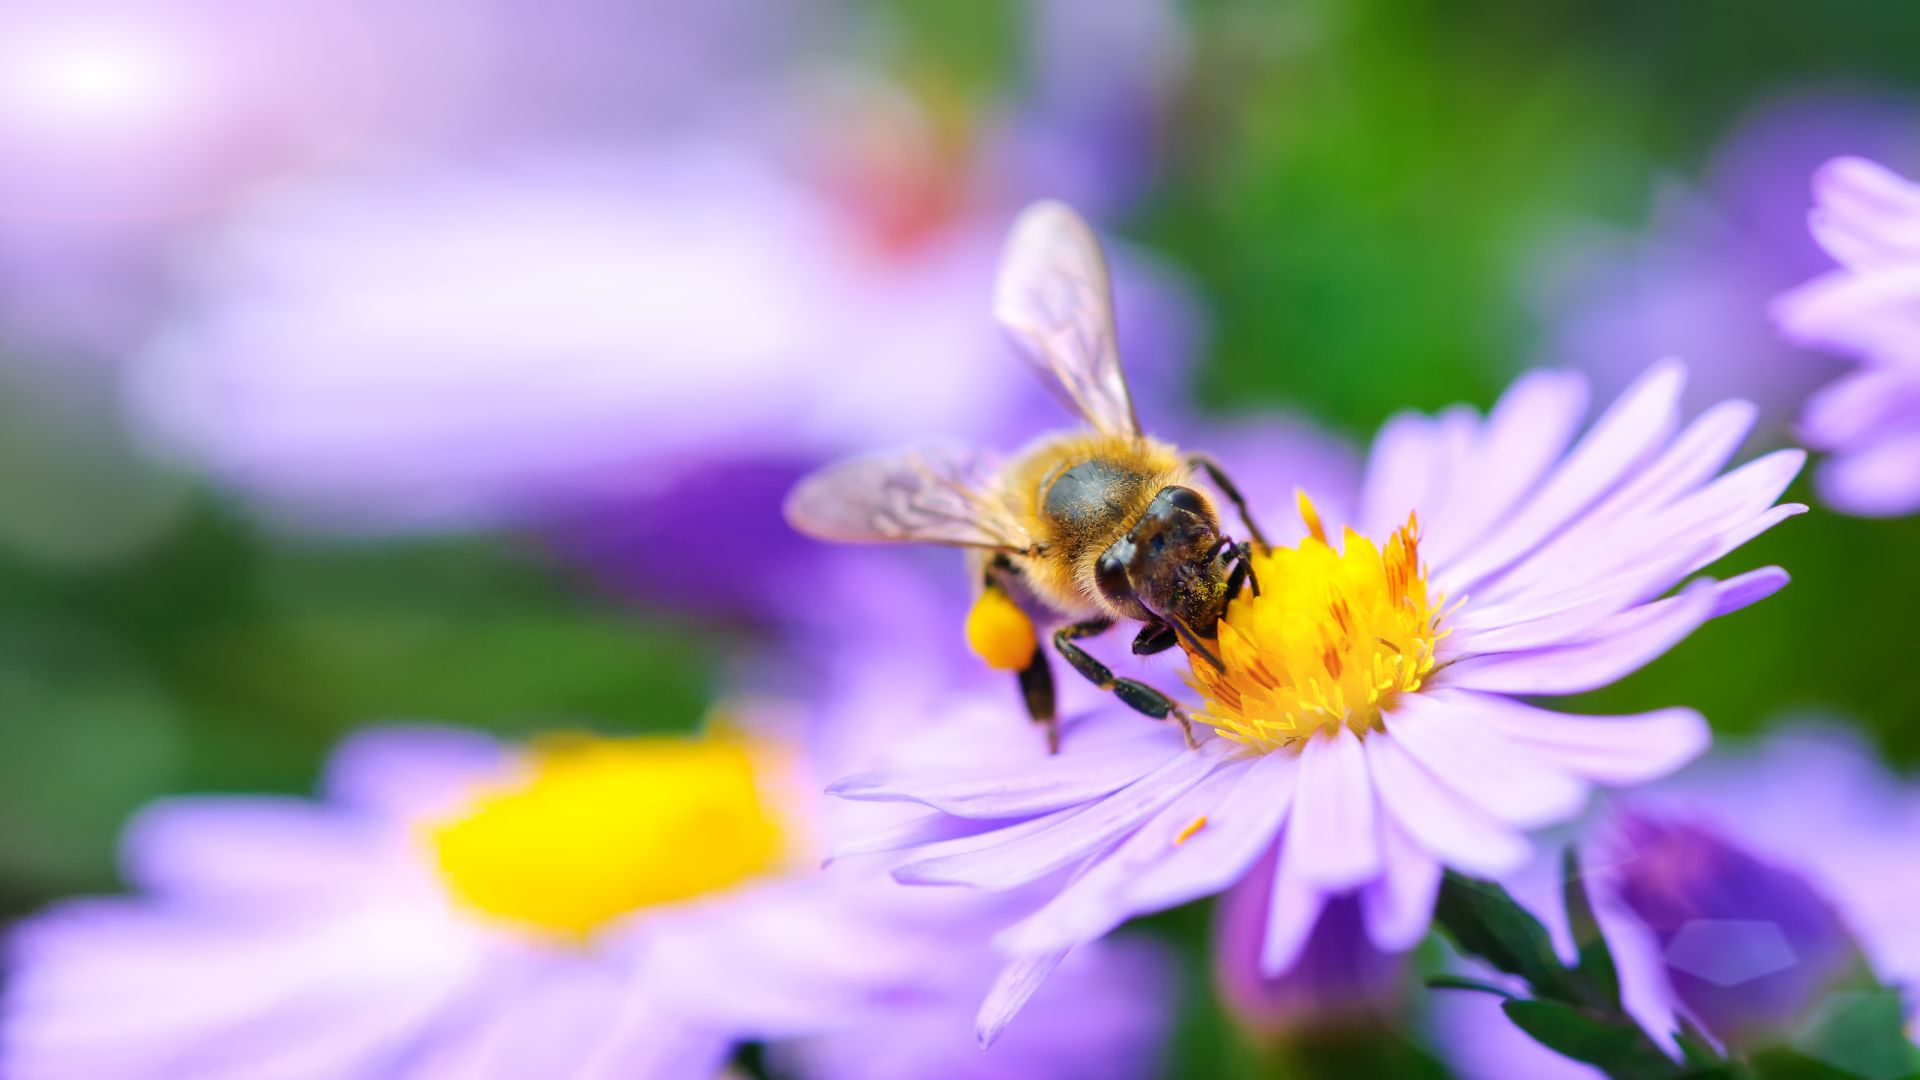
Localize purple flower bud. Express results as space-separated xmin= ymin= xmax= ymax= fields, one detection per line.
xmin=1214 ymin=848 xmax=1405 ymax=1039
xmin=1611 ymin=814 xmax=1860 ymax=1048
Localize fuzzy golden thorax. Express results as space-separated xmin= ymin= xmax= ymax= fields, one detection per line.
xmin=997 ymin=432 xmax=1225 ymax=631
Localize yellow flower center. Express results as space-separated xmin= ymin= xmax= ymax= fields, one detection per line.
xmin=1189 ymin=494 xmax=1449 ymax=752
xmin=430 ymin=733 xmax=787 ymax=942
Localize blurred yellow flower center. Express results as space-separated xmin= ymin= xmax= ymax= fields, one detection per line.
xmin=1190 ymin=493 xmax=1447 ymax=752
xmin=430 ymin=733 xmax=786 ymax=942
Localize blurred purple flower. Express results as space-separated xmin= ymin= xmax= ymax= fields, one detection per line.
xmin=989 ymin=0 xmax=1188 ymax=219
xmin=0 ymin=0 xmax=809 ymax=360
xmin=1774 ymin=156 xmax=1920 ymax=516
xmin=1433 ymin=725 xmax=1920 ymax=1078
xmin=132 ymin=144 xmax=1191 ymax=520
xmin=1608 ymin=815 xmax=1856 ymax=1049
xmin=776 ymin=936 xmax=1177 ymax=1080
xmin=828 ymin=362 xmax=1799 ymax=1044
xmin=125 ymin=24 xmax=1203 ymax=625
xmin=1214 ymin=851 xmax=1404 ymax=1039
xmin=4 ymin=718 xmax=1135 ymax=1078
xmin=1532 ymin=90 xmax=1920 ymax=433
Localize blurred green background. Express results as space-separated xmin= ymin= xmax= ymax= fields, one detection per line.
xmin=2 ymin=1 xmax=1918 ymax=1075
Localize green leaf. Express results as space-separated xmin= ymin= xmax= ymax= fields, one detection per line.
xmin=1760 ymin=984 xmax=1920 ymax=1080
xmin=1435 ymin=871 xmax=1581 ymax=1003
xmin=1425 ymin=974 xmax=1519 ymax=999
xmin=1500 ymin=1000 xmax=1699 ymax=1080
xmin=1673 ymin=1018 xmax=1732 ymax=1075
xmin=1564 ymin=847 xmax=1623 ymax=1010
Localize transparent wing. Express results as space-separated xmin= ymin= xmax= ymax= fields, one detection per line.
xmin=784 ymin=444 xmax=1032 ymax=551
xmin=994 ymin=200 xmax=1140 ymax=436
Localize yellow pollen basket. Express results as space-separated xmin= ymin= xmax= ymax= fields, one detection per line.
xmin=430 ymin=733 xmax=786 ymax=942
xmin=1189 ymin=492 xmax=1449 ymax=752
xmin=967 ymin=586 xmax=1038 ymax=671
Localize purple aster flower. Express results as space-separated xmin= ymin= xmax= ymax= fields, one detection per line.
xmin=1774 ymin=156 xmax=1920 ymax=516
xmin=1433 ymin=725 xmax=1920 ymax=1078
xmin=2 ymin=719 xmax=1085 ymax=1078
xmin=830 ymin=360 xmax=1801 ymax=1044
xmin=1532 ymin=90 xmax=1920 ymax=433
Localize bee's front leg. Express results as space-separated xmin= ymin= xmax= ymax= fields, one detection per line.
xmin=1224 ymin=541 xmax=1261 ymax=599
xmin=1053 ymin=618 xmax=1198 ymax=749
xmin=1130 ymin=621 xmax=1179 ymax=656
xmin=1188 ymin=453 xmax=1269 ymax=551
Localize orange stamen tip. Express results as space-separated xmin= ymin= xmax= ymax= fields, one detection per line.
xmin=1174 ymin=815 xmax=1208 ymax=846
xmin=1296 ymin=490 xmax=1328 ymax=545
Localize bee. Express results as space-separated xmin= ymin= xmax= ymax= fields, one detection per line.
xmin=784 ymin=201 xmax=1267 ymax=751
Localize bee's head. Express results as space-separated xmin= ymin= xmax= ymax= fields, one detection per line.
xmin=1096 ymin=485 xmax=1231 ymax=645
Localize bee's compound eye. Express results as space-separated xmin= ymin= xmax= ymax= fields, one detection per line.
xmin=1096 ymin=546 xmax=1134 ymax=604
xmin=1158 ymin=486 xmax=1208 ymax=517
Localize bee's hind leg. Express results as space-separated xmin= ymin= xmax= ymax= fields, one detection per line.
xmin=1053 ymin=618 xmax=1198 ymax=749
xmin=1188 ymin=453 xmax=1269 ymax=551
xmin=978 ymin=556 xmax=1062 ymax=752
xmin=1017 ymin=649 xmax=1059 ymax=753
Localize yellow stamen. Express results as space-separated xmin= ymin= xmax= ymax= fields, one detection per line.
xmin=1189 ymin=495 xmax=1447 ymax=752
xmin=430 ymin=733 xmax=786 ymax=942
xmin=1174 ymin=815 xmax=1208 ymax=845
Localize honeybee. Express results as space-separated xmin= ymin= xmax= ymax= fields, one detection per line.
xmin=784 ymin=201 xmax=1267 ymax=750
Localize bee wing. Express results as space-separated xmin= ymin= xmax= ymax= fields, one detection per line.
xmin=784 ymin=444 xmax=1033 ymax=552
xmin=994 ymin=200 xmax=1141 ymax=436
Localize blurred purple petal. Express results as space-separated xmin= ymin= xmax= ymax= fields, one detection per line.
xmin=1536 ymin=90 xmax=1920 ymax=432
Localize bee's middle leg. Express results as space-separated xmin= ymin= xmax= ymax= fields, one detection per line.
xmin=1053 ymin=618 xmax=1198 ymax=748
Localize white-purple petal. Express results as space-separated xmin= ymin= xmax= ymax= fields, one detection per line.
xmin=1365 ymin=732 xmax=1532 ymax=877
xmin=1360 ymin=816 xmax=1443 ymax=953
xmin=1806 ymin=156 xmax=1920 ymax=270
xmin=1285 ymin=729 xmax=1382 ymax=890
xmin=323 ymin=725 xmax=509 ymax=822
xmin=1463 ymin=695 xmax=1708 ymax=787
xmin=891 ymin=742 xmax=1227 ymax=888
xmin=1437 ymin=360 xmax=1685 ymax=594
xmin=1383 ymin=691 xmax=1590 ymax=829
xmin=1422 ymin=369 xmax=1590 ymax=567
xmin=120 ymin=797 xmax=387 ymax=901
xmin=824 ymin=810 xmax=1026 ymax=864
xmin=1358 ymin=412 xmax=1447 ymax=538
xmin=1797 ymin=368 xmax=1920 ymax=451
xmin=995 ymin=761 xmax=1256 ymax=954
xmin=1121 ymin=749 xmax=1302 ymax=913
xmin=828 ymin=730 xmax=1184 ymax=818
xmin=1706 ymin=566 xmax=1791 ymax=616
xmin=1260 ymin=829 xmax=1331 ymax=976
xmin=1819 ymin=430 xmax=1920 ymax=517
xmin=976 ymin=949 xmax=1070 ymax=1048
xmin=1439 ymin=580 xmax=1721 ymax=697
